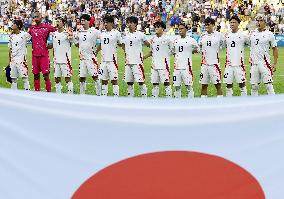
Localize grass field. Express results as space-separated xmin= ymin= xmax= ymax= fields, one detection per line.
xmin=1 ymin=44 xmax=283 ymax=97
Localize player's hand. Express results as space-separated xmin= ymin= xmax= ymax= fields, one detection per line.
xmin=47 ymin=43 xmax=53 ymax=49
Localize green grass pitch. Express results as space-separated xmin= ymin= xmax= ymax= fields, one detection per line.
xmin=1 ymin=44 xmax=283 ymax=97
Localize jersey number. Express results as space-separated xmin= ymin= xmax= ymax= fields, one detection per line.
xmin=231 ymin=41 xmax=235 ymax=47
xmin=207 ymin=41 xmax=212 ymax=46
xmin=58 ymin=40 xmax=61 ymax=45
xmin=104 ymin=38 xmax=110 ymax=44
xmin=179 ymin=46 xmax=184 ymax=52
xmin=255 ymin=39 xmax=259 ymax=45
xmin=83 ymin=35 xmax=87 ymax=41
xmin=130 ymin=41 xmax=133 ymax=46
xmin=156 ymin=45 xmax=160 ymax=51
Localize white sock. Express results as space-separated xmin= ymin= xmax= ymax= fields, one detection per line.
xmin=152 ymin=85 xmax=159 ymax=98
xmin=265 ymin=83 xmax=275 ymax=95
xmin=251 ymin=84 xmax=259 ymax=96
xmin=101 ymin=84 xmax=108 ymax=96
xmin=55 ymin=83 xmax=62 ymax=94
xmin=174 ymin=86 xmax=181 ymax=98
xmin=201 ymin=95 xmax=207 ymax=98
xmin=67 ymin=82 xmax=73 ymax=94
xmin=95 ymin=80 xmax=101 ymax=96
xmin=240 ymin=86 xmax=247 ymax=96
xmin=113 ymin=85 xmax=119 ymax=96
xmin=226 ymin=88 xmax=233 ymax=97
xmin=127 ymin=85 xmax=134 ymax=97
xmin=80 ymin=82 xmax=86 ymax=94
xmin=23 ymin=78 xmax=30 ymax=90
xmin=165 ymin=86 xmax=172 ymax=98
xmin=186 ymin=85 xmax=194 ymax=98
xmin=140 ymin=84 xmax=147 ymax=97
xmin=11 ymin=82 xmax=17 ymax=90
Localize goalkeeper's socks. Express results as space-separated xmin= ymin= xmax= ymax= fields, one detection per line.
xmin=34 ymin=80 xmax=40 ymax=91
xmin=45 ymin=80 xmax=52 ymax=92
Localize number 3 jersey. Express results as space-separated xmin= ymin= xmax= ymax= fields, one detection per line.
xmin=75 ymin=28 xmax=100 ymax=60
xmin=150 ymin=35 xmax=172 ymax=70
xmin=249 ymin=29 xmax=277 ymax=65
xmin=52 ymin=31 xmax=72 ymax=64
xmin=224 ymin=31 xmax=249 ymax=66
xmin=173 ymin=35 xmax=199 ymax=69
xmin=199 ymin=31 xmax=224 ymax=65
xmin=122 ymin=31 xmax=147 ymax=65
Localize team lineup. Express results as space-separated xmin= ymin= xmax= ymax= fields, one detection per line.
xmin=8 ymin=11 xmax=279 ymax=98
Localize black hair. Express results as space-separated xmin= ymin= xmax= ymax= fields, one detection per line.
xmin=229 ymin=15 xmax=241 ymax=23
xmin=103 ymin=15 xmax=114 ymax=23
xmin=178 ymin=22 xmax=188 ymax=30
xmin=13 ymin=20 xmax=23 ymax=30
xmin=153 ymin=21 xmax=166 ymax=29
xmin=204 ymin=17 xmax=215 ymax=25
xmin=126 ymin=16 xmax=138 ymax=25
xmin=80 ymin=14 xmax=91 ymax=21
xmin=56 ymin=16 xmax=66 ymax=24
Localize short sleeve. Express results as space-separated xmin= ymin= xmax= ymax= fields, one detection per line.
xmin=25 ymin=32 xmax=32 ymax=41
xmin=269 ymin=32 xmax=277 ymax=48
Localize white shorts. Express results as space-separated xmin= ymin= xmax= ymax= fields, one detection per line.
xmin=125 ymin=64 xmax=145 ymax=83
xmin=250 ymin=63 xmax=273 ymax=84
xmin=54 ymin=63 xmax=72 ymax=78
xmin=151 ymin=69 xmax=170 ymax=84
xmin=199 ymin=64 xmax=222 ymax=85
xmin=173 ymin=68 xmax=193 ymax=86
xmin=10 ymin=58 xmax=28 ymax=79
xmin=100 ymin=61 xmax=119 ymax=81
xmin=223 ymin=65 xmax=246 ymax=84
xmin=79 ymin=59 xmax=99 ymax=78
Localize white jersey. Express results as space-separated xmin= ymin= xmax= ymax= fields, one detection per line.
xmin=150 ymin=34 xmax=172 ymax=70
xmin=122 ymin=31 xmax=147 ymax=64
xmin=249 ymin=29 xmax=277 ymax=65
xmin=199 ymin=31 xmax=224 ymax=65
xmin=52 ymin=31 xmax=72 ymax=64
xmin=173 ymin=35 xmax=198 ymax=69
xmin=75 ymin=28 xmax=100 ymax=60
xmin=100 ymin=29 xmax=122 ymax=62
xmin=8 ymin=31 xmax=31 ymax=62
xmin=224 ymin=31 xmax=249 ymax=66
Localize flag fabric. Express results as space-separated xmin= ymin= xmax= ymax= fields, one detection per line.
xmin=0 ymin=88 xmax=284 ymax=199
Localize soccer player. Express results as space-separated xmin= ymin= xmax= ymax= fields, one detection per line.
xmin=172 ymin=23 xmax=198 ymax=98
xmin=52 ymin=17 xmax=73 ymax=94
xmin=249 ymin=14 xmax=278 ymax=96
xmin=122 ymin=16 xmax=150 ymax=97
xmin=144 ymin=21 xmax=172 ymax=98
xmin=95 ymin=15 xmax=122 ymax=97
xmin=224 ymin=15 xmax=249 ymax=97
xmin=74 ymin=14 xmax=101 ymax=95
xmin=28 ymin=11 xmax=56 ymax=92
xmin=199 ymin=17 xmax=224 ymax=98
xmin=8 ymin=19 xmax=31 ymax=90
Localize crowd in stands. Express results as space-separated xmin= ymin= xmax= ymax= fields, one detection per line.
xmin=0 ymin=0 xmax=180 ymax=34
xmin=0 ymin=0 xmax=283 ymax=35
xmin=167 ymin=0 xmax=284 ymax=35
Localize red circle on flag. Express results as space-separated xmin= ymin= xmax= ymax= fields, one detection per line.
xmin=72 ymin=151 xmax=265 ymax=199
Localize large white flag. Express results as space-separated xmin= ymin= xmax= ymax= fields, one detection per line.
xmin=0 ymin=88 xmax=284 ymax=199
